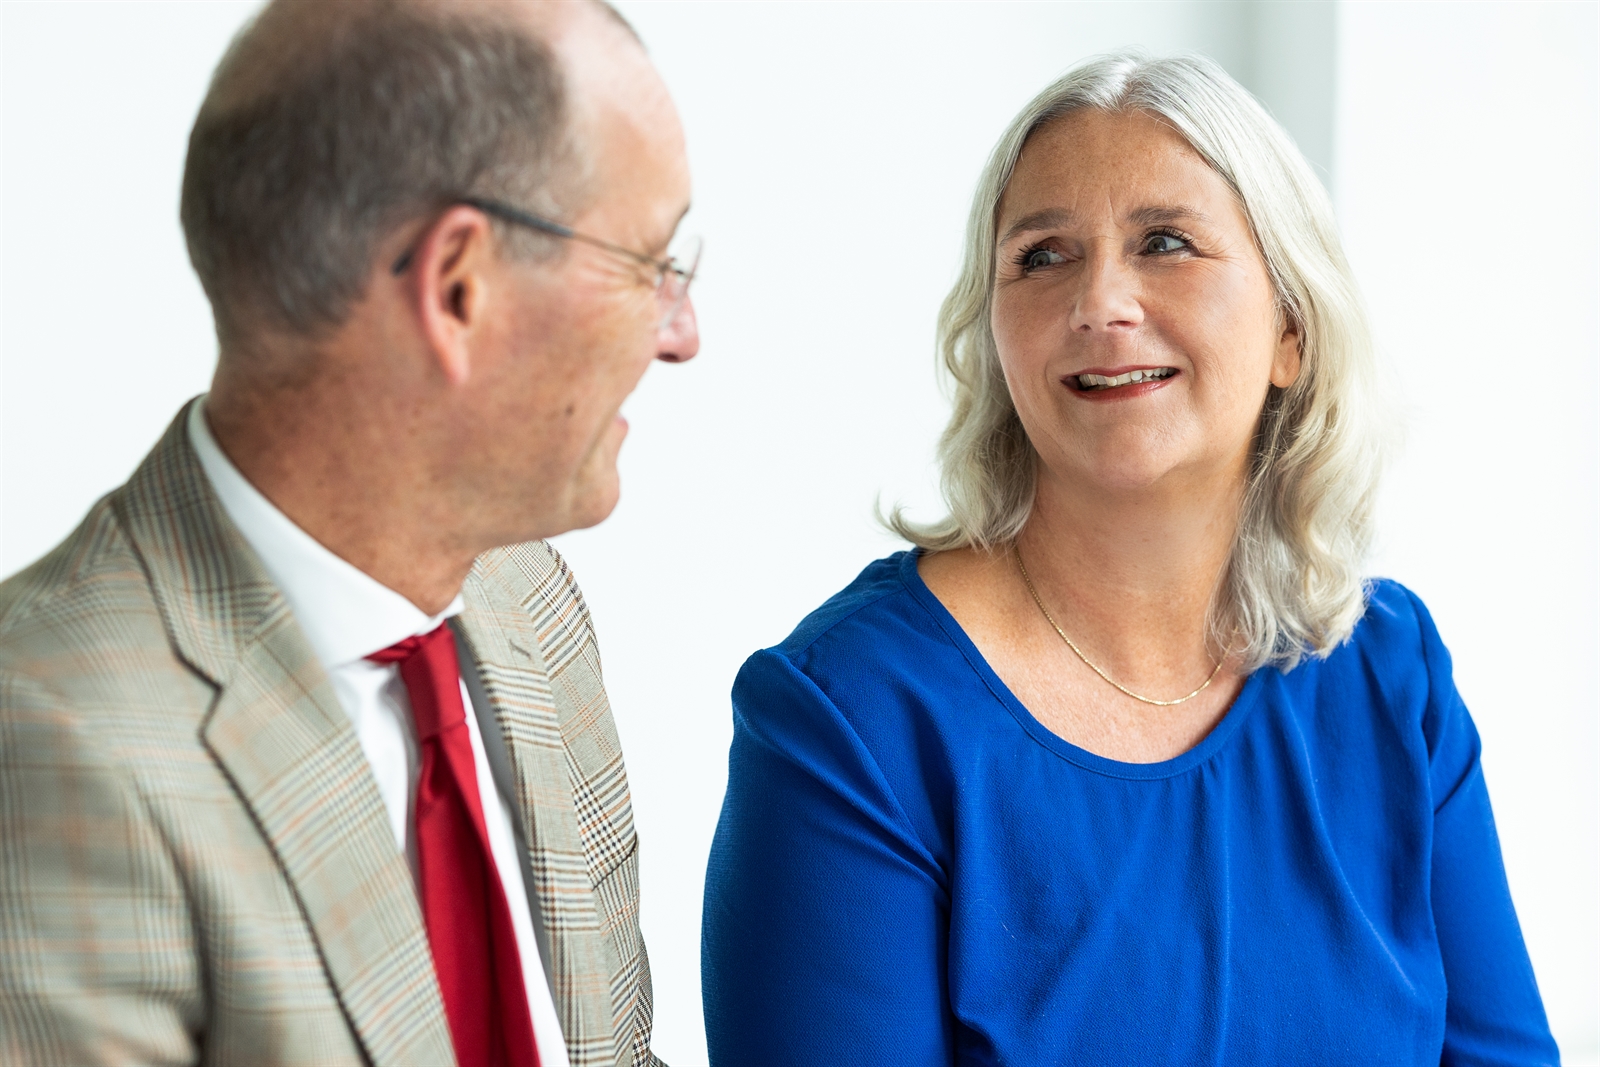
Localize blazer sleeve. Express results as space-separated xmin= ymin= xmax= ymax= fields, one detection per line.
xmin=1409 ymin=594 xmax=1561 ymax=1067
xmin=0 ymin=668 xmax=202 ymax=1066
xmin=701 ymin=649 xmax=952 ymax=1067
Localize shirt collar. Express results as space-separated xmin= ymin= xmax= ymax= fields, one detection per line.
xmin=187 ymin=397 xmax=463 ymax=670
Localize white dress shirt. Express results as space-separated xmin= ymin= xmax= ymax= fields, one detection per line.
xmin=188 ymin=399 xmax=569 ymax=1067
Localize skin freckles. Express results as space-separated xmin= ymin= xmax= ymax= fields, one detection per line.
xmin=990 ymin=108 xmax=1299 ymax=499
xmin=920 ymin=108 xmax=1301 ymax=764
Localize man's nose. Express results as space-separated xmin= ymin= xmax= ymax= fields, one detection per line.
xmin=657 ymin=295 xmax=699 ymax=363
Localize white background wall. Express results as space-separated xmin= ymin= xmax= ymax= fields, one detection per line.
xmin=1 ymin=2 xmax=1593 ymax=1064
xmin=1336 ymin=3 xmax=1599 ymax=1058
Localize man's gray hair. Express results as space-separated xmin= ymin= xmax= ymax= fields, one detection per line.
xmin=180 ymin=2 xmax=576 ymax=351
xmin=892 ymin=52 xmax=1390 ymax=672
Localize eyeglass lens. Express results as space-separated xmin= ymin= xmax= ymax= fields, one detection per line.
xmin=658 ymin=235 xmax=703 ymax=331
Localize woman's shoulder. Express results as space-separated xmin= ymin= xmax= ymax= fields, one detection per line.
xmin=1342 ymin=577 xmax=1451 ymax=670
xmin=736 ymin=548 xmax=979 ymax=713
xmin=764 ymin=550 xmax=947 ymax=668
xmin=1297 ymin=578 xmax=1462 ymax=743
xmin=769 ymin=550 xmax=925 ymax=659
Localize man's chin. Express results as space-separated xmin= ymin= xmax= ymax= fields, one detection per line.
xmin=573 ymin=424 xmax=628 ymax=528
xmin=556 ymin=463 xmax=623 ymax=535
xmin=535 ymin=431 xmax=627 ymax=539
xmin=568 ymin=486 xmax=622 ymax=533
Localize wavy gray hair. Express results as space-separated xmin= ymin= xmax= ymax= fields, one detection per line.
xmin=891 ymin=52 xmax=1388 ymax=671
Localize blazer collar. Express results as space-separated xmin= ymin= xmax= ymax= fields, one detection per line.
xmin=113 ymin=399 xmax=280 ymax=689
xmin=113 ymin=400 xmax=457 ymax=1065
xmin=455 ymin=564 xmax=620 ymax=1066
xmin=184 ymin=397 xmax=464 ymax=669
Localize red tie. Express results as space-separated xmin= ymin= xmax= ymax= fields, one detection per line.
xmin=369 ymin=624 xmax=540 ymax=1067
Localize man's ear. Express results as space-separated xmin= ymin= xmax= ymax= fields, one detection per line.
xmin=408 ymin=205 xmax=497 ymax=386
xmin=1271 ymin=314 xmax=1303 ymax=390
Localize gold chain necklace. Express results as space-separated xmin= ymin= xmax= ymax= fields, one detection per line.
xmin=1014 ymin=545 xmax=1224 ymax=707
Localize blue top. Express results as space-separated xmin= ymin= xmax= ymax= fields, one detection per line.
xmin=702 ymin=550 xmax=1557 ymax=1066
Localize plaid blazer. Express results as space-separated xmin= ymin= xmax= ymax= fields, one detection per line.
xmin=0 ymin=404 xmax=661 ymax=1067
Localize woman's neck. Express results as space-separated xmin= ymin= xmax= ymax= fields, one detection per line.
xmin=1015 ymin=465 xmax=1244 ymax=680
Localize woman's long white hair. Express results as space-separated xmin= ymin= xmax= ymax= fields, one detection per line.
xmin=891 ymin=52 xmax=1388 ymax=671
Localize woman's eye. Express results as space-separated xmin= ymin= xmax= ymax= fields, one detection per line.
xmin=1144 ymin=232 xmax=1189 ymax=254
xmin=1022 ymin=247 xmax=1064 ymax=270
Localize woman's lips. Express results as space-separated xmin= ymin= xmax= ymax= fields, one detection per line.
xmin=1064 ymin=366 xmax=1179 ymax=400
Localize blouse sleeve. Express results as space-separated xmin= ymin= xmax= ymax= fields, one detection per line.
xmin=1410 ymin=591 xmax=1560 ymax=1066
xmin=702 ymin=648 xmax=953 ymax=1067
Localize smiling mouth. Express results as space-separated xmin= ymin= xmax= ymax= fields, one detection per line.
xmin=1071 ymin=367 xmax=1177 ymax=391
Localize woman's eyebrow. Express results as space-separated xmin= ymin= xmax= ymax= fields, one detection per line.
xmin=1127 ymin=205 xmax=1212 ymax=227
xmin=999 ymin=204 xmax=1213 ymax=244
xmin=999 ymin=208 xmax=1073 ymax=244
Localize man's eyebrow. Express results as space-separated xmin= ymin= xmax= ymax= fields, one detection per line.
xmin=654 ymin=201 xmax=692 ymax=254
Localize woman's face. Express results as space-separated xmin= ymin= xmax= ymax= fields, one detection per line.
xmin=991 ymin=109 xmax=1300 ymax=498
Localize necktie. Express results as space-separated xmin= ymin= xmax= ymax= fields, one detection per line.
xmin=369 ymin=624 xmax=540 ymax=1067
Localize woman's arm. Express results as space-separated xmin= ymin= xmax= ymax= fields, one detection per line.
xmin=702 ymin=649 xmax=953 ymax=1067
xmin=1410 ymin=591 xmax=1560 ymax=1067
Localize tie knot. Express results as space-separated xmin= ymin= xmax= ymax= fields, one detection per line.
xmin=366 ymin=631 xmax=431 ymax=665
xmin=367 ymin=623 xmax=463 ymax=740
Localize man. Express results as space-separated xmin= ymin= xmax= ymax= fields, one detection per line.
xmin=0 ymin=1 xmax=696 ymax=1064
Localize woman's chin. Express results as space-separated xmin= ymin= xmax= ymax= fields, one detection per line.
xmin=1082 ymin=469 xmax=1175 ymax=495
xmin=1046 ymin=447 xmax=1190 ymax=496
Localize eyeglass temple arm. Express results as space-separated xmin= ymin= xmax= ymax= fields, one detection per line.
xmin=468 ymin=196 xmax=675 ymax=274
xmin=390 ymin=196 xmax=674 ymax=277
xmin=459 ymin=197 xmax=576 ymax=240
xmin=390 ymin=198 xmax=578 ymax=275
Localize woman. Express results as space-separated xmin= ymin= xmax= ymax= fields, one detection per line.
xmin=702 ymin=53 xmax=1558 ymax=1065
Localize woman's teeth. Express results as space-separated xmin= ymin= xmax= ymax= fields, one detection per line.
xmin=1075 ymin=367 xmax=1176 ymax=390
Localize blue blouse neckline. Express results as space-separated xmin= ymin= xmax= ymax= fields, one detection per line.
xmin=895 ymin=547 xmax=1268 ymax=781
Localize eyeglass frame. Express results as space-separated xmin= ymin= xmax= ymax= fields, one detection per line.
xmin=390 ymin=195 xmax=700 ymax=329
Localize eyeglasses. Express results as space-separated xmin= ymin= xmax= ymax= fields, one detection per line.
xmin=391 ymin=196 xmax=702 ymax=330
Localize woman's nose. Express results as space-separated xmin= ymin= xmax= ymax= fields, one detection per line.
xmin=657 ymin=295 xmax=700 ymax=363
xmin=1069 ymin=251 xmax=1143 ymax=333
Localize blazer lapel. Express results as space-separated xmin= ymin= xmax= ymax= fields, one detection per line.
xmin=202 ymin=617 xmax=456 ymax=1066
xmin=115 ymin=401 xmax=455 ymax=1066
xmin=455 ymin=569 xmax=619 ymax=1067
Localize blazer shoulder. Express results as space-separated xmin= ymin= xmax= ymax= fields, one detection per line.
xmin=0 ymin=491 xmax=214 ymax=803
xmin=0 ymin=493 xmax=170 ymax=676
